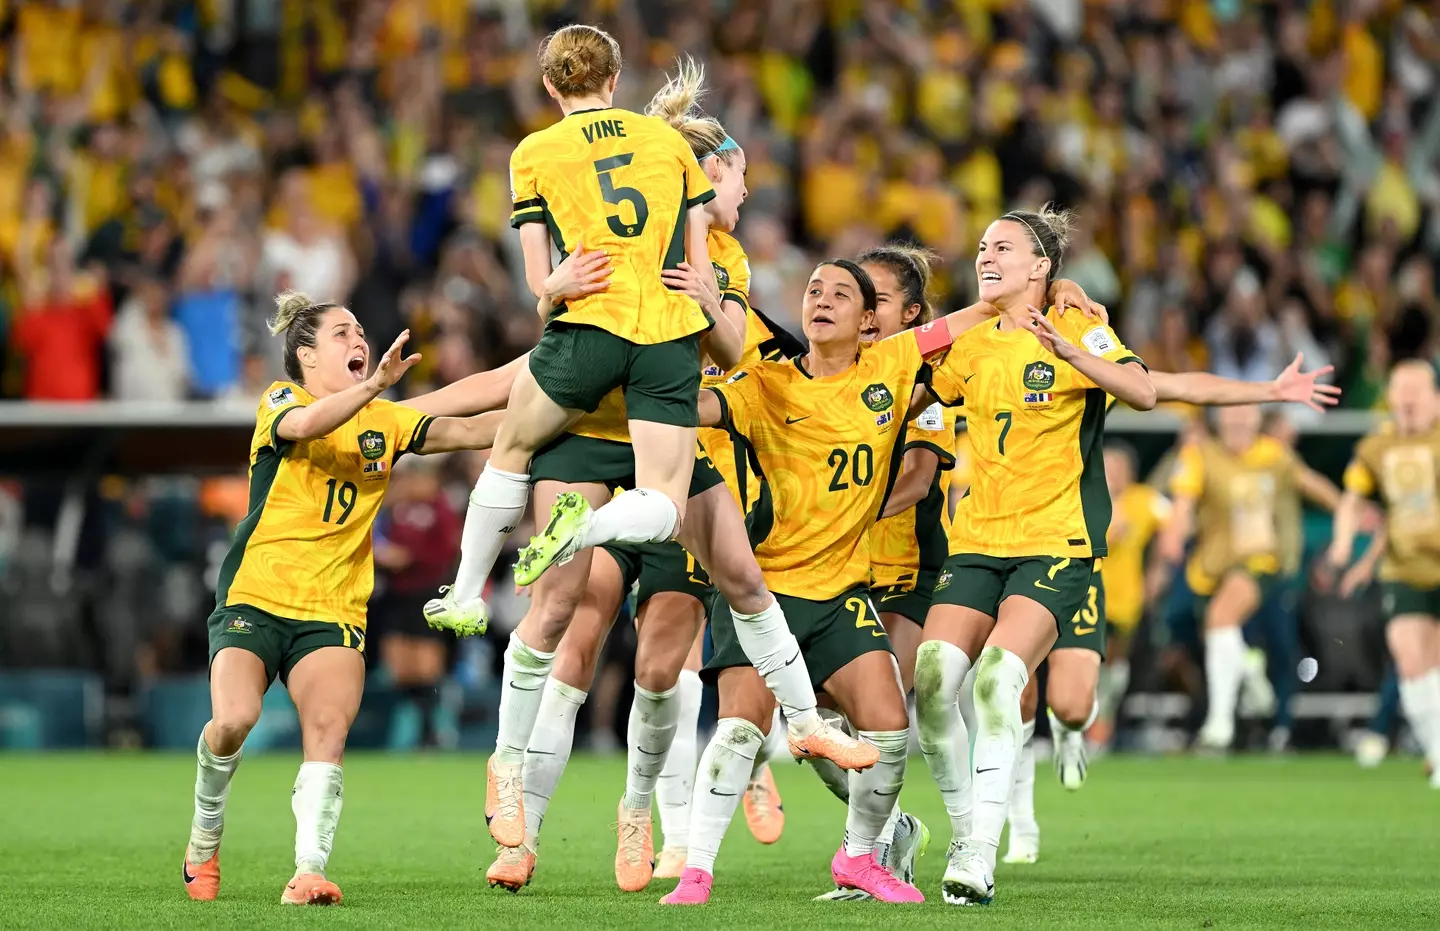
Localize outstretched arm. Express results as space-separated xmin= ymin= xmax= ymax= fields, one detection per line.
xmin=412 ymin=410 xmax=506 ymax=453
xmin=279 ymin=331 xmax=420 ymax=441
xmin=880 ymin=448 xmax=941 ymax=518
xmin=1028 ymin=308 xmax=1156 ymax=410
xmin=1296 ymin=464 xmax=1343 ymax=512
xmin=1149 ymin=353 xmax=1341 ymax=410
xmin=406 ymin=354 xmax=528 ymax=417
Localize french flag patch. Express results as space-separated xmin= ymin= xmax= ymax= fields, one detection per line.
xmin=364 ymin=461 xmax=387 ymax=474
xmin=1024 ymin=392 xmax=1052 ymax=404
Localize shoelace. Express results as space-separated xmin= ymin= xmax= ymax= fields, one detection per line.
xmin=494 ymin=770 xmax=523 ymax=821
xmin=746 ymin=779 xmax=771 ymax=809
xmin=496 ymin=845 xmax=530 ymax=866
xmin=617 ymin=814 xmax=648 ymax=865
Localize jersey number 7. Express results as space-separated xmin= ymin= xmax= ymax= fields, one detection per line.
xmin=593 ymin=154 xmax=649 ymax=238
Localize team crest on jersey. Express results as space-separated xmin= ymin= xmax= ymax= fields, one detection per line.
xmin=862 ymin=383 xmax=894 ymax=413
xmin=225 ymin=616 xmax=252 ymax=635
xmin=712 ymin=261 xmax=730 ymax=292
xmin=1023 ymin=361 xmax=1056 ymax=391
xmin=359 ymin=430 xmax=387 ymax=461
xmin=934 ymin=569 xmax=953 ymax=592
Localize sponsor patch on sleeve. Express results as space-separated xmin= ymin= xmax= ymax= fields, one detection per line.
xmin=1081 ymin=327 xmax=1117 ymax=357
xmin=267 ymin=387 xmax=296 ymax=410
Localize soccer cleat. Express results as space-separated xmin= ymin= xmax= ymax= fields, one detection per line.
xmin=830 ymin=847 xmax=924 ymax=903
xmin=1049 ymin=709 xmax=1088 ymax=790
xmin=1195 ymin=721 xmax=1234 ymax=753
xmin=514 ymin=492 xmax=592 ymax=586
xmin=423 ymin=586 xmax=489 ymax=637
xmin=659 ymin=867 xmax=713 ymax=905
xmin=654 ymin=847 xmax=687 ymax=879
xmin=486 ymin=845 xmax=537 ymax=892
xmin=1002 ymin=824 xmax=1040 ymax=865
xmin=789 ymin=723 xmax=880 ymax=772
xmin=614 ymin=803 xmax=656 ymax=892
xmin=486 ymin=757 xmax=526 ymax=848
xmin=1354 ymin=732 xmax=1388 ymax=769
xmin=941 ymin=842 xmax=994 ymax=906
xmin=742 ymin=766 xmax=785 ymax=844
xmin=181 ymin=844 xmax=221 ymax=901
xmin=281 ymin=873 xmax=342 ymax=906
xmin=1238 ymin=647 xmax=1277 ymax=718
xmin=886 ymin=813 xmax=930 ymax=884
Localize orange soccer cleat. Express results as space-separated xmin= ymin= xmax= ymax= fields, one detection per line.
xmin=281 ymin=873 xmax=342 ymax=906
xmin=485 ymin=757 xmax=526 ymax=848
xmin=182 ymin=846 xmax=221 ymax=901
xmin=789 ymin=723 xmax=879 ymax=771
xmin=486 ymin=845 xmax=537 ymax=893
xmin=742 ymin=766 xmax=785 ymax=844
xmin=614 ymin=803 xmax=656 ymax=892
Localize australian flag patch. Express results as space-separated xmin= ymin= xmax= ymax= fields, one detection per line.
xmin=1023 ymin=392 xmax=1052 ymax=404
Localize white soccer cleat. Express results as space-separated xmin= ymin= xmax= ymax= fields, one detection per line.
xmin=941 ymin=842 xmax=994 ymax=906
xmin=1049 ymin=709 xmax=1088 ymax=790
xmin=1354 ymin=732 xmax=1388 ymax=769
xmin=1195 ymin=719 xmax=1234 ymax=753
xmin=1002 ymin=821 xmax=1039 ymax=864
xmin=1238 ymin=647 xmax=1277 ymax=718
xmin=423 ymin=586 xmax=489 ymax=637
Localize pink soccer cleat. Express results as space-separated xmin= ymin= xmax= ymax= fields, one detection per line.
xmin=830 ymin=848 xmax=924 ymax=903
xmin=659 ymin=867 xmax=713 ymax=905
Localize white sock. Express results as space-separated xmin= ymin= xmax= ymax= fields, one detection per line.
xmin=1008 ymin=719 xmax=1037 ymax=834
xmin=578 ymin=488 xmax=678 ymax=547
xmin=495 ymin=631 xmax=557 ymax=765
xmin=292 ymin=761 xmax=344 ymax=876
xmin=1398 ymin=670 xmax=1440 ymax=770
xmin=657 ymin=670 xmax=702 ymax=850
xmin=915 ymin=640 xmax=974 ymax=840
xmin=877 ymin=801 xmax=902 ymax=847
xmin=958 ymin=664 xmax=978 ymax=753
xmin=1054 ymin=699 xmax=1100 ymax=735
xmin=750 ymin=707 xmax=788 ymax=778
xmin=622 ymin=682 xmax=681 ymax=810
xmin=730 ymin=598 xmax=823 ymax=735
xmin=189 ymin=731 xmax=241 ymax=860
xmin=1099 ymin=659 xmax=1131 ymax=720
xmin=970 ymin=646 xmax=1029 ymax=868
xmin=843 ymin=729 xmax=907 ymax=858
xmin=687 ymin=717 xmax=763 ymax=876
xmin=1203 ymin=627 xmax=1246 ymax=736
xmin=453 ymin=464 xmax=530 ymax=602
xmin=523 ymin=678 xmax=586 ymax=849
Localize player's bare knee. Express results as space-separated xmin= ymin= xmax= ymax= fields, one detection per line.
xmin=301 ymin=709 xmax=352 ymax=762
xmin=1048 ymin=682 xmax=1092 ymax=728
xmin=206 ymin=713 xmax=256 ymax=756
xmin=634 ymin=652 xmax=682 ymax=694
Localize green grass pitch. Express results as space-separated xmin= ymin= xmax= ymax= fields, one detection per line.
xmin=1 ymin=753 xmax=1436 ymax=929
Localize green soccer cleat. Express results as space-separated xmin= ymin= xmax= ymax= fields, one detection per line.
xmin=423 ymin=586 xmax=489 ymax=637
xmin=513 ymin=492 xmax=593 ymax=586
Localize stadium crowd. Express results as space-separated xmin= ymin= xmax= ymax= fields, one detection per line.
xmin=0 ymin=0 xmax=1436 ymax=746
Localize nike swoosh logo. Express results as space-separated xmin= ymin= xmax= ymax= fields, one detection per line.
xmin=1073 ymin=626 xmax=1096 ymax=635
xmin=785 ymin=415 xmax=810 ymax=424
xmin=872 ymin=630 xmax=887 ymax=638
xmin=509 ymin=682 xmax=541 ymax=691
xmin=976 ymin=766 xmax=999 ymax=773
xmin=880 ymin=591 xmax=908 ymax=602
xmin=709 ymin=788 xmax=737 ymax=796
xmin=782 ymin=651 xmax=800 ymax=668
xmin=636 ymin=746 xmax=665 ymax=757
xmin=873 ymin=787 xmax=901 ymax=797
xmin=1034 ymin=581 xmax=1060 ymax=592
xmin=527 ymin=749 xmax=556 ymax=756
xmin=963 ymin=374 xmax=976 ymax=383
xmin=183 ymin=863 xmax=197 ymax=884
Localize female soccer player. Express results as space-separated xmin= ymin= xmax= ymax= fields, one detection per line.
xmin=181 ymin=292 xmax=502 ymax=906
xmin=1330 ymin=359 xmax=1440 ymax=787
xmin=662 ymin=259 xmax=1009 ymax=906
xmin=431 ymin=24 xmax=722 ymax=633
xmin=1158 ymin=403 xmax=1339 ymax=752
xmin=476 ymin=62 xmax=809 ymax=893
xmin=913 ymin=206 xmax=1157 ymax=907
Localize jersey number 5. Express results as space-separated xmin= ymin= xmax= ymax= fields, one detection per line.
xmin=593 ymin=154 xmax=649 ymax=238
xmin=323 ymin=478 xmax=358 ymax=525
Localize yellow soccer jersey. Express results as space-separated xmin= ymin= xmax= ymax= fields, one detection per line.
xmin=929 ymin=311 xmax=1142 ymax=558
xmin=869 ymin=401 xmax=960 ymax=589
xmin=710 ymin=335 xmax=929 ymax=600
xmin=1101 ymin=484 xmax=1170 ymax=629
xmin=1344 ymin=424 xmax=1440 ymax=588
xmin=217 ymin=382 xmax=433 ymax=628
xmin=572 ymin=228 xmax=761 ymax=447
xmin=1170 ymin=436 xmax=1297 ymax=596
xmin=509 ymin=107 xmax=716 ymax=345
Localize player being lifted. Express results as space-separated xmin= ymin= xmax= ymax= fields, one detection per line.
xmin=916 ymin=206 xmax=1157 ymax=906
xmin=181 ymin=293 xmax=501 ymax=906
xmin=1158 ymin=403 xmax=1340 ymax=751
xmin=1331 ymin=360 xmax=1440 ymax=787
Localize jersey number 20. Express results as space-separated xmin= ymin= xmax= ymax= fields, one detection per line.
xmin=828 ymin=444 xmax=875 ymax=492
xmin=594 ymin=155 xmax=649 ymax=238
